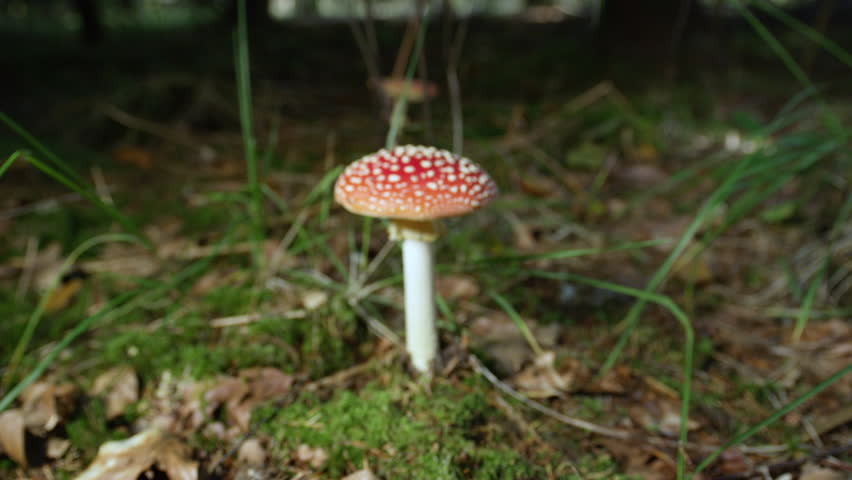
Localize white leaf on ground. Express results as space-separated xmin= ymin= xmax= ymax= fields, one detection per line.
xmin=800 ymin=463 xmax=845 ymax=480
xmin=237 ymin=437 xmax=266 ymax=465
xmin=75 ymin=428 xmax=197 ymax=480
xmin=342 ymin=469 xmax=380 ymax=480
xmin=47 ymin=437 xmax=71 ymax=459
xmin=295 ymin=444 xmax=329 ymax=469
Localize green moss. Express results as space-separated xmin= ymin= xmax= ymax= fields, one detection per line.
xmin=259 ymin=382 xmax=545 ymax=479
xmin=65 ymin=398 xmax=125 ymax=455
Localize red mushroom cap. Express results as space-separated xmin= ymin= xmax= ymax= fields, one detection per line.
xmin=334 ymin=145 xmax=498 ymax=220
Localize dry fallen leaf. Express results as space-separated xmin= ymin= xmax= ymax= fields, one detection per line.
xmin=110 ymin=145 xmax=155 ymax=169
xmin=301 ymin=289 xmax=328 ymax=310
xmin=342 ymin=469 xmax=380 ymax=480
xmin=47 ymin=437 xmax=71 ymax=459
xmin=92 ymin=365 xmax=139 ymax=420
xmin=800 ymin=463 xmax=845 ymax=480
xmin=295 ymin=444 xmax=329 ymax=469
xmin=75 ymin=428 xmax=197 ymax=480
xmin=376 ymin=78 xmax=438 ymax=102
xmin=20 ymin=380 xmax=79 ymax=435
xmin=204 ymin=368 xmax=293 ymax=432
xmin=436 ymin=274 xmax=480 ymax=300
xmin=237 ymin=437 xmax=266 ymax=465
xmin=44 ymin=272 xmax=86 ymax=314
xmin=0 ymin=409 xmax=27 ymax=467
xmin=513 ymin=351 xmax=574 ymax=398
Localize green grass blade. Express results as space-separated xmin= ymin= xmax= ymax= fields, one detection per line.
xmin=234 ymin=0 xmax=264 ymax=268
xmin=792 ymin=262 xmax=824 ymax=343
xmin=0 ymin=112 xmax=89 ymax=187
xmin=489 ymin=291 xmax=544 ymax=356
xmin=0 ymin=150 xmax=24 ymax=176
xmin=689 ymin=363 xmax=852 ymax=478
xmin=754 ymin=0 xmax=852 ymax=70
xmin=472 ymin=238 xmax=666 ymax=266
xmin=734 ymin=1 xmax=845 ymax=137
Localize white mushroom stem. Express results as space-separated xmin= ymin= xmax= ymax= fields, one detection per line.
xmin=402 ymin=238 xmax=436 ymax=374
xmin=390 ymin=220 xmax=440 ymax=374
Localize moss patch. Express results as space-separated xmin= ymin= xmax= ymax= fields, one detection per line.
xmin=260 ymin=381 xmax=545 ymax=479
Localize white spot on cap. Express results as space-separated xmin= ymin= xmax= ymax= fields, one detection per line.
xmin=388 ymin=174 xmax=401 ymax=182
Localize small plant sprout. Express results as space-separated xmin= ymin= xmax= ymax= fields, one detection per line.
xmin=334 ymin=145 xmax=498 ymax=374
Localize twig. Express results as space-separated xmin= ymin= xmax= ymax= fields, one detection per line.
xmin=709 ymin=443 xmax=852 ymax=480
xmin=391 ymin=13 xmax=419 ymax=80
xmin=469 ymin=354 xmax=787 ymax=458
xmin=210 ymin=310 xmax=307 ymax=328
xmin=98 ymin=103 xmax=198 ymax=148
xmin=469 ymin=354 xmax=631 ymax=440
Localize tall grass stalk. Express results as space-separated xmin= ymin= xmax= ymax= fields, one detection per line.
xmin=385 ymin=3 xmax=430 ymax=149
xmin=234 ymin=0 xmax=264 ymax=268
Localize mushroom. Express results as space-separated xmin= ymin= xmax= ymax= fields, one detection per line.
xmin=334 ymin=145 xmax=498 ymax=374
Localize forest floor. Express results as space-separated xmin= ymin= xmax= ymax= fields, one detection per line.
xmin=0 ymin=15 xmax=850 ymax=480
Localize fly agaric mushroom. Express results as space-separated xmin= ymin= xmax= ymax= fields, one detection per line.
xmin=334 ymin=145 xmax=498 ymax=374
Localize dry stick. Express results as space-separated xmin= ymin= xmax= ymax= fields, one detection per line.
xmin=711 ymin=443 xmax=852 ymax=480
xmin=391 ymin=13 xmax=420 ymax=80
xmin=470 ymin=354 xmax=786 ymax=458
xmin=98 ymin=103 xmax=198 ymax=148
xmin=470 ymin=354 xmax=631 ymax=440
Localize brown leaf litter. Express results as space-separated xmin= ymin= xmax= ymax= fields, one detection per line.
xmin=91 ymin=365 xmax=139 ymax=421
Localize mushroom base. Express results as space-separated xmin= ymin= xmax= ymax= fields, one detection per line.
xmin=390 ymin=219 xmax=439 ymax=243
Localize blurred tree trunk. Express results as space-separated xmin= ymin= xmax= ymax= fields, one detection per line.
xmin=598 ymin=0 xmax=702 ymax=75
xmin=73 ymin=0 xmax=103 ymax=44
xmin=294 ymin=0 xmax=318 ymax=16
